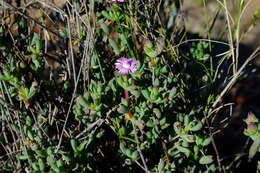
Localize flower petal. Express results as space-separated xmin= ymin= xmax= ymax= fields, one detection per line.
xmin=115 ymin=57 xmax=138 ymax=74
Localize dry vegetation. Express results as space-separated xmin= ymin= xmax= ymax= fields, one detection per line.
xmin=0 ymin=0 xmax=259 ymax=172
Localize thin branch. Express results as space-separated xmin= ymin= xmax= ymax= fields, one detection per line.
xmin=67 ymin=15 xmax=77 ymax=86
xmin=204 ymin=111 xmax=224 ymax=173
xmin=209 ymin=45 xmax=260 ymax=114
xmin=56 ymin=58 xmax=84 ymax=152
xmin=132 ymin=121 xmax=150 ymax=173
xmin=1 ymin=0 xmax=65 ymax=39
xmin=172 ymin=38 xmax=230 ymax=49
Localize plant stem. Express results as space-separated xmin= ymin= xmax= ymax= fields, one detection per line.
xmin=132 ymin=121 xmax=150 ymax=173
xmin=124 ymin=90 xmax=129 ymax=101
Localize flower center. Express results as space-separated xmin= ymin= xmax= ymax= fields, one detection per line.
xmin=122 ymin=63 xmax=130 ymax=69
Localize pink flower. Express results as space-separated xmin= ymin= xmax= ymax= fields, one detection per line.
xmin=115 ymin=57 xmax=138 ymax=74
xmin=245 ymin=122 xmax=257 ymax=135
xmin=111 ymin=0 xmax=125 ymax=2
xmin=246 ymin=112 xmax=257 ymax=123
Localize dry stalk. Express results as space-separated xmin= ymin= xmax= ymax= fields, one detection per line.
xmin=209 ymin=45 xmax=260 ymax=115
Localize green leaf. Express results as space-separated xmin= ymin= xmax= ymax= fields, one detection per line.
xmin=70 ymin=139 xmax=78 ymax=153
xmin=62 ymin=154 xmax=72 ymax=163
xmin=184 ymin=116 xmax=190 ymax=126
xmin=108 ymin=79 xmax=117 ymax=92
xmin=109 ymin=39 xmax=120 ymax=55
xmin=18 ymin=87 xmax=29 ymax=101
xmin=154 ymin=78 xmax=160 ymax=87
xmin=202 ymin=137 xmax=211 ymax=146
xmin=18 ymin=154 xmax=28 ymax=160
xmin=206 ymin=164 xmax=217 ymax=172
xmin=27 ymin=130 xmax=34 ymax=140
xmin=125 ymin=148 xmax=132 ymax=158
xmin=99 ymin=20 xmax=109 ymax=34
xmin=160 ymin=66 xmax=168 ymax=73
xmin=59 ymin=28 xmax=68 ymax=38
xmin=144 ymin=41 xmax=158 ymax=58
xmin=176 ymin=146 xmax=191 ymax=157
xmin=31 ymin=33 xmax=40 ymax=46
xmin=78 ymin=140 xmax=90 ymax=152
xmin=173 ymin=122 xmax=182 ymax=135
xmin=153 ymin=108 xmax=161 ymax=119
xmin=182 ymin=135 xmax=195 ymax=143
xmin=193 ymin=145 xmax=199 ymax=153
xmin=25 ymin=116 xmax=33 ymax=126
xmin=0 ymin=74 xmax=9 ymax=81
xmin=199 ymin=155 xmax=213 ymax=165
xmin=19 ymin=18 xmax=27 ymax=29
xmin=28 ymin=81 xmax=38 ymax=98
xmin=117 ymin=104 xmax=128 ymax=114
xmin=146 ymin=120 xmax=154 ymax=127
xmin=158 ymin=159 xmax=165 ymax=172
xmin=38 ymin=158 xmax=45 ymax=172
xmin=31 ymin=56 xmax=44 ymax=70
xmin=56 ymin=160 xmax=65 ymax=168
xmin=141 ymin=89 xmax=150 ymax=100
xmin=130 ymin=90 xmax=141 ymax=97
xmin=119 ymin=33 xmax=128 ymax=45
xmin=118 ymin=127 xmax=126 ymax=136
xmin=249 ymin=139 xmax=260 ymax=159
xmin=91 ymin=53 xmax=99 ymax=69
xmin=195 ymin=135 xmax=204 ymax=146
xmin=47 ymin=155 xmax=56 ymax=167
xmin=131 ymin=151 xmax=139 ymax=161
xmin=78 ymin=94 xmax=91 ymax=109
xmin=155 ymin=38 xmax=164 ymax=55
xmin=120 ymin=143 xmax=126 ymax=154
xmin=198 ymin=54 xmax=210 ymax=61
xmin=160 ymin=117 xmax=166 ymax=126
xmin=190 ymin=121 xmax=203 ymax=131
xmin=121 ymin=98 xmax=128 ymax=106
xmin=169 ymin=87 xmax=177 ymax=98
xmin=32 ymin=162 xmax=39 ymax=170
xmin=101 ymin=11 xmax=112 ymax=20
xmin=50 ymin=164 xmax=60 ymax=173
xmin=47 ymin=147 xmax=55 ymax=155
xmin=116 ymin=76 xmax=128 ymax=89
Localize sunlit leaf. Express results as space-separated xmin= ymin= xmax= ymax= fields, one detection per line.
xmin=199 ymin=155 xmax=213 ymax=165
